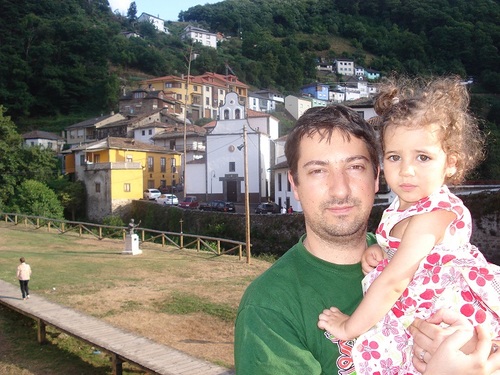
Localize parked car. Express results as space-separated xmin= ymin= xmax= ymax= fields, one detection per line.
xmin=199 ymin=200 xmax=235 ymax=212
xmin=143 ymin=188 xmax=161 ymax=200
xmin=178 ymin=196 xmax=199 ymax=209
xmin=255 ymin=202 xmax=281 ymax=214
xmin=156 ymin=194 xmax=179 ymax=206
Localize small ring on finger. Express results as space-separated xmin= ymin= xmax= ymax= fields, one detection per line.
xmin=419 ymin=349 xmax=426 ymax=362
xmin=492 ymin=343 xmax=499 ymax=355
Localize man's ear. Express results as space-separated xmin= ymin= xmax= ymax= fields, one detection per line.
xmin=288 ymin=171 xmax=300 ymax=201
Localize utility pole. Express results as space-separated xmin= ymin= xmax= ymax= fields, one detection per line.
xmin=243 ymin=124 xmax=251 ymax=264
xmin=182 ymin=43 xmax=193 ymax=199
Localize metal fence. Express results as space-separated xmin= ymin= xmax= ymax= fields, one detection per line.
xmin=0 ymin=212 xmax=249 ymax=262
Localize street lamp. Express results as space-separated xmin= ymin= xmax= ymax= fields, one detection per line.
xmin=182 ymin=42 xmax=194 ymax=199
xmin=210 ymin=170 xmax=216 ymax=196
xmin=242 ymin=124 xmax=251 ymax=264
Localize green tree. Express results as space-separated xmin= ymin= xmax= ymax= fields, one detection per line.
xmin=9 ymin=179 xmax=64 ymax=219
xmin=0 ymin=107 xmax=24 ymax=207
xmin=127 ymin=1 xmax=137 ymax=23
xmin=48 ymin=177 xmax=86 ymax=221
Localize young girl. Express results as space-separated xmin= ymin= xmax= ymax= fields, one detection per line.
xmin=317 ymin=76 xmax=500 ymax=374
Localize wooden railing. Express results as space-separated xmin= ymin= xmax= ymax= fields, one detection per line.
xmin=0 ymin=213 xmax=249 ymax=261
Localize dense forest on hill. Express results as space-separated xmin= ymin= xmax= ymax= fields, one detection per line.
xmin=0 ymin=0 xmax=499 ymax=179
xmin=1 ymin=0 xmax=499 ymax=121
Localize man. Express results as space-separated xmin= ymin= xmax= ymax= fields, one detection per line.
xmin=234 ymin=105 xmax=499 ymax=374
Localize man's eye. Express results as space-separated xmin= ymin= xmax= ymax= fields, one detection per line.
xmin=310 ymin=169 xmax=324 ymax=174
xmin=350 ymin=164 xmax=365 ymax=170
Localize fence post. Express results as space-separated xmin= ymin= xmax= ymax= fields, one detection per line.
xmin=179 ymin=219 xmax=184 ymax=249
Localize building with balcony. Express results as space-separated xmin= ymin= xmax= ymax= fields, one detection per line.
xmin=64 ymin=137 xmax=181 ymax=221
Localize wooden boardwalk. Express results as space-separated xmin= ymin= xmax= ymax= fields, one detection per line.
xmin=0 ymin=279 xmax=234 ymax=375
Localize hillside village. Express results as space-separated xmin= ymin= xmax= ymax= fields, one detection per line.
xmin=17 ymin=16 xmax=412 ymax=221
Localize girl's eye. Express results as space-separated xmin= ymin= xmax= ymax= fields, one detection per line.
xmin=387 ymin=155 xmax=400 ymax=162
xmin=417 ymin=155 xmax=430 ymax=162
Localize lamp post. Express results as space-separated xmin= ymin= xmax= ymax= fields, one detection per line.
xmin=210 ymin=170 xmax=216 ymax=197
xmin=182 ymin=43 xmax=193 ymax=199
xmin=243 ymin=124 xmax=251 ymax=264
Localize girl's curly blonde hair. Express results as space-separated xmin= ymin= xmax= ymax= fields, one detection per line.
xmin=374 ymin=76 xmax=485 ymax=185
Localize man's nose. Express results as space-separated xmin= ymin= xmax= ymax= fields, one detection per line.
xmin=328 ymin=171 xmax=350 ymax=198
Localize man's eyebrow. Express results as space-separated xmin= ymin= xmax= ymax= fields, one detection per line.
xmin=301 ymin=155 xmax=369 ymax=168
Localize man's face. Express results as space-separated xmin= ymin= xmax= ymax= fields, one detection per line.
xmin=290 ymin=130 xmax=379 ymax=244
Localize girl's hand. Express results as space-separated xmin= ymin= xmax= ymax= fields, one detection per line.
xmin=361 ymin=244 xmax=385 ymax=275
xmin=317 ymin=307 xmax=352 ymax=341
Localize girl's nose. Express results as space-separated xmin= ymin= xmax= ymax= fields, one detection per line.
xmin=399 ymin=162 xmax=415 ymax=177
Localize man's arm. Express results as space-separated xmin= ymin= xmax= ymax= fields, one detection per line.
xmin=235 ymin=305 xmax=322 ymax=375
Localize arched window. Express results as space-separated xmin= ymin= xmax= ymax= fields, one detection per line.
xmin=235 ymin=109 xmax=241 ymax=119
xmin=224 ymin=109 xmax=229 ymax=119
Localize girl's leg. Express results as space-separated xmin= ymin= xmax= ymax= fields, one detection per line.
xmin=25 ymin=280 xmax=29 ymax=298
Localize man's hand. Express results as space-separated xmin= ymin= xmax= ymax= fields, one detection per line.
xmin=410 ymin=309 xmax=500 ymax=374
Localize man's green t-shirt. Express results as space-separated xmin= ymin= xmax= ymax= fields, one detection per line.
xmin=234 ymin=233 xmax=377 ymax=375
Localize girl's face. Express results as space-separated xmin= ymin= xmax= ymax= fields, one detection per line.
xmin=383 ymin=124 xmax=457 ymax=210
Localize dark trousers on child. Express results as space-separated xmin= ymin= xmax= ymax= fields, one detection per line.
xmin=19 ymin=280 xmax=29 ymax=299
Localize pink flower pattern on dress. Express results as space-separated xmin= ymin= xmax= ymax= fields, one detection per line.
xmin=349 ymin=186 xmax=500 ymax=375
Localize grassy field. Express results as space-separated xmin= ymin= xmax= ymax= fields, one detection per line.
xmin=0 ymin=223 xmax=271 ymax=374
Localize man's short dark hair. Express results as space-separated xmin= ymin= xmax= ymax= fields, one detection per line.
xmin=285 ymin=105 xmax=380 ymax=183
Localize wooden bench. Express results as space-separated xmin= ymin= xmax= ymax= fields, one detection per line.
xmin=0 ymin=279 xmax=234 ymax=375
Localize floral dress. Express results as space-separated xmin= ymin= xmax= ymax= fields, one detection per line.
xmin=351 ymin=185 xmax=500 ymax=375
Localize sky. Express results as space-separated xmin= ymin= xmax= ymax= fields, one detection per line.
xmin=108 ymin=0 xmax=222 ymax=22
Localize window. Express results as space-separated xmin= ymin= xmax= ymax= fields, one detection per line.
xmin=142 ymin=130 xmax=145 ymax=136
xmin=169 ymin=140 xmax=176 ymax=150
xmin=126 ymin=155 xmax=133 ymax=163
xmin=80 ymin=155 xmax=86 ymax=165
xmin=206 ymin=97 xmax=210 ymax=105
xmin=206 ymin=87 xmax=209 ymax=92
xmin=48 ymin=142 xmax=53 ymax=149
xmin=229 ymin=162 xmax=235 ymax=172
xmin=148 ymin=129 xmax=152 ymax=135
xmin=278 ymin=173 xmax=282 ymax=191
xmin=193 ymin=85 xmax=198 ymax=91
xmin=94 ymin=154 xmax=100 ymax=163
xmin=95 ymin=183 xmax=101 ymax=193
xmin=161 ymin=157 xmax=166 ymax=173
xmin=235 ymin=109 xmax=241 ymax=119
xmin=124 ymin=183 xmax=131 ymax=192
xmin=170 ymin=158 xmax=176 ymax=173
xmin=148 ymin=156 xmax=154 ymax=172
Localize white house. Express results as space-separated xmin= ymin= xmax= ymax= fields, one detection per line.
xmin=334 ymin=59 xmax=355 ymax=76
xmin=137 ymin=13 xmax=168 ymax=33
xmin=181 ymin=25 xmax=218 ymax=49
xmin=185 ymin=92 xmax=279 ymax=203
xmin=284 ymin=95 xmax=313 ymax=120
xmin=21 ymin=130 xmax=65 ymax=152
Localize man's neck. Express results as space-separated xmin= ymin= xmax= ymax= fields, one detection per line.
xmin=303 ymin=231 xmax=367 ymax=265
